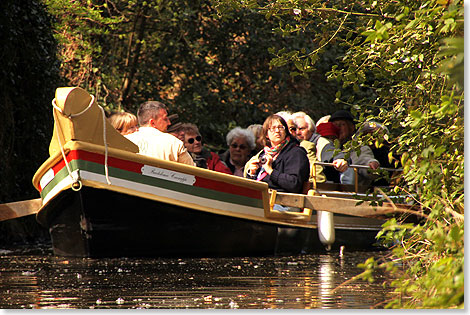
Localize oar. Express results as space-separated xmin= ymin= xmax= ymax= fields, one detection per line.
xmin=0 ymin=198 xmax=42 ymax=222
xmin=272 ymin=191 xmax=416 ymax=218
xmin=315 ymin=161 xmax=402 ymax=173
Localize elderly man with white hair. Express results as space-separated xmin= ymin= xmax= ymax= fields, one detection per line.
xmin=292 ymin=111 xmax=349 ymax=183
xmin=291 ymin=111 xmax=317 ymax=142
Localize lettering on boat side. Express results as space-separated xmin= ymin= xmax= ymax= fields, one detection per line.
xmin=141 ymin=165 xmax=196 ymax=185
xmin=40 ymin=168 xmax=55 ymax=190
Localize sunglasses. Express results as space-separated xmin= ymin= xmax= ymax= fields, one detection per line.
xmin=187 ymin=135 xmax=202 ymax=144
xmin=230 ymin=143 xmax=248 ymax=150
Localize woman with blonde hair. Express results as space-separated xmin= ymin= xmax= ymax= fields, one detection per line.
xmin=108 ymin=111 xmax=139 ymax=135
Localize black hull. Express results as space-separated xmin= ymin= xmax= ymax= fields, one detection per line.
xmin=40 ymin=187 xmax=381 ymax=258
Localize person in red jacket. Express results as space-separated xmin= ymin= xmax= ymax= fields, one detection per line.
xmin=180 ymin=123 xmax=232 ymax=174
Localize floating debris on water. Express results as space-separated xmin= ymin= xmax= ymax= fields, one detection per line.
xmin=116 ymin=298 xmax=125 ymax=305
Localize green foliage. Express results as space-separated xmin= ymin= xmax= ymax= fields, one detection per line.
xmin=214 ymin=0 xmax=464 ymax=309
xmin=42 ymin=0 xmax=344 ymax=149
xmin=3 ymin=0 xmax=462 ymax=307
xmin=335 ymin=1 xmax=464 ymax=309
xmin=0 ymin=0 xmax=62 ymax=202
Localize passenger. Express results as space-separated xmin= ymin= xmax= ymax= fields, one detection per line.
xmin=247 ymin=124 xmax=264 ymax=153
xmin=167 ymin=113 xmax=184 ymax=141
xmin=354 ymin=121 xmax=399 ymax=186
xmin=219 ymin=127 xmax=255 ymax=177
xmin=180 ymin=123 xmax=232 ymax=174
xmin=315 ymin=122 xmax=349 ymax=183
xmin=125 ymin=101 xmax=195 ymax=165
xmin=290 ymin=111 xmax=328 ymax=184
xmin=329 ymin=110 xmax=357 ymax=146
xmin=275 ymin=111 xmax=297 ymax=134
xmin=354 ymin=120 xmax=392 ymax=167
xmin=291 ymin=111 xmax=317 ymax=142
xmin=108 ymin=111 xmax=139 ymax=135
xmin=244 ymin=114 xmax=310 ymax=211
xmin=329 ymin=110 xmax=379 ymax=186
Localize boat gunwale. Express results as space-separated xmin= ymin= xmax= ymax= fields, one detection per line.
xmin=34 ymin=141 xmax=340 ymax=229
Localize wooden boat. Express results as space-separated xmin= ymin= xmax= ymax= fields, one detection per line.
xmin=24 ymin=87 xmax=412 ymax=258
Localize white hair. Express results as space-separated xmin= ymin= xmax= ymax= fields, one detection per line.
xmin=226 ymin=127 xmax=256 ymax=150
xmin=275 ymin=111 xmax=293 ymax=124
xmin=315 ymin=115 xmax=330 ymax=127
xmin=292 ymin=111 xmax=316 ymax=132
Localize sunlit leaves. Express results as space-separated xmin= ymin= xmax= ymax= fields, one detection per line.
xmin=361 ymin=20 xmax=393 ymax=43
xmin=253 ymin=0 xmax=465 ymax=309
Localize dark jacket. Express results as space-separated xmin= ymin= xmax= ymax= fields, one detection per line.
xmin=245 ymin=139 xmax=310 ymax=193
xmin=219 ymin=150 xmax=235 ymax=174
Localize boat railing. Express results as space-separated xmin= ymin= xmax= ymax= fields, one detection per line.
xmin=312 ymin=161 xmax=403 ymax=194
xmin=266 ymin=189 xmax=314 ymax=223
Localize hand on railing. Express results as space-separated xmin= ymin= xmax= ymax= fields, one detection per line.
xmin=368 ymin=161 xmax=380 ymax=170
xmin=332 ymin=159 xmax=348 ymax=172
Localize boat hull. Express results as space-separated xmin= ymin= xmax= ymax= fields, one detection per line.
xmin=30 ymin=88 xmax=393 ymax=258
xmin=41 ymin=186 xmax=381 ymax=258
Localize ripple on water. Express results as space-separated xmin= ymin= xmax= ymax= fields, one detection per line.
xmin=0 ymin=249 xmax=394 ymax=309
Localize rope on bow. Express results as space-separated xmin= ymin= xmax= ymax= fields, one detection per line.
xmin=51 ymin=94 xmax=112 ymax=190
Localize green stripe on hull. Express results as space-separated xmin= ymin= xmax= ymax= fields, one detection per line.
xmin=41 ymin=159 xmax=264 ymax=209
xmin=40 ymin=160 xmax=81 ymax=199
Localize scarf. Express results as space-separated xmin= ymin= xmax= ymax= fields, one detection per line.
xmin=256 ymin=136 xmax=290 ymax=181
xmin=190 ymin=147 xmax=211 ymax=169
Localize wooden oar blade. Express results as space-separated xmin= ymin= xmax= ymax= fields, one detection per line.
xmin=0 ymin=198 xmax=42 ymax=222
xmin=273 ymin=192 xmax=409 ymax=218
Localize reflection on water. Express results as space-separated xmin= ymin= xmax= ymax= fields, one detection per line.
xmin=0 ymin=246 xmax=395 ymax=309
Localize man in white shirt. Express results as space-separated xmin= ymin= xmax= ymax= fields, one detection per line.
xmin=125 ymin=101 xmax=195 ymax=166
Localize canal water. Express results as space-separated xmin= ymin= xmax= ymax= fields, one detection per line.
xmin=0 ymin=244 xmax=397 ymax=309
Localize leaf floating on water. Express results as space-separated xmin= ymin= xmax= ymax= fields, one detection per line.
xmin=229 ymin=300 xmax=239 ymax=309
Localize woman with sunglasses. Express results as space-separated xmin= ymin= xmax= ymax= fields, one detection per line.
xmin=180 ymin=123 xmax=232 ymax=174
xmin=219 ymin=127 xmax=256 ymax=177
xmin=244 ymin=115 xmax=310 ymax=211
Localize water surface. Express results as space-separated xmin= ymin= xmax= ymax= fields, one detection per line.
xmin=0 ymin=246 xmax=395 ymax=309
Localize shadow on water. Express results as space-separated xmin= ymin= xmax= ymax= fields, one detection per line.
xmin=0 ymin=245 xmax=395 ymax=309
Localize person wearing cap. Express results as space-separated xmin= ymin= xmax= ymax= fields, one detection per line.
xmin=180 ymin=123 xmax=232 ymax=174
xmin=328 ymin=109 xmax=358 ymax=146
xmin=125 ymin=101 xmax=195 ymax=166
xmin=167 ymin=113 xmax=184 ymax=141
xmin=329 ymin=110 xmax=380 ymax=186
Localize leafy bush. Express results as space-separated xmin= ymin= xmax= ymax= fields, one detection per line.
xmin=43 ymin=0 xmax=347 ymax=148
xmin=215 ymin=0 xmax=464 ymax=309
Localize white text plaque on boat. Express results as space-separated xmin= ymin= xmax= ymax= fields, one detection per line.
xmin=141 ymin=165 xmax=196 ymax=185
